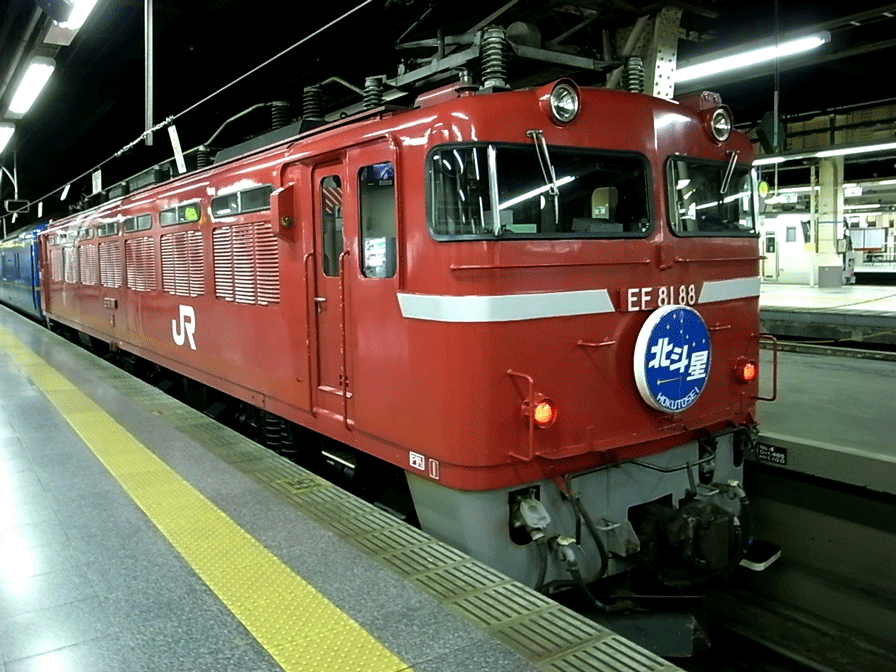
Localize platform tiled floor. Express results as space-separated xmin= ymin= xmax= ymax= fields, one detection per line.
xmin=0 ymin=355 xmax=285 ymax=671
xmin=0 ymin=308 xmax=550 ymax=672
xmin=0 ymin=303 xmax=682 ymax=672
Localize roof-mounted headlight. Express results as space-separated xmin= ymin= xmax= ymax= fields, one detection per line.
xmin=549 ymin=82 xmax=579 ymax=124
xmin=709 ymin=107 xmax=732 ymax=142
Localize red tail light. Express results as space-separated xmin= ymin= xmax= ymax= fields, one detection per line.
xmin=533 ymin=400 xmax=557 ymax=429
xmin=735 ymin=358 xmax=757 ymax=383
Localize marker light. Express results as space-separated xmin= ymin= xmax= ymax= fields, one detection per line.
xmin=709 ymin=107 xmax=732 ymax=142
xmin=549 ymin=82 xmax=579 ymax=123
xmin=533 ymin=399 xmax=557 ymax=429
xmin=735 ymin=359 xmax=757 ymax=383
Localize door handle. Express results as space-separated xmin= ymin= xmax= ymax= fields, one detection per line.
xmin=314 ymin=296 xmax=326 ymax=313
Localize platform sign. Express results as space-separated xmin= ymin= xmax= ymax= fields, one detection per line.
xmin=757 ymin=444 xmax=788 ymax=466
xmin=634 ymin=305 xmax=711 ymax=413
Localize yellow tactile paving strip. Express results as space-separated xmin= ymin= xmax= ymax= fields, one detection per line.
xmin=0 ymin=327 xmax=411 ymax=672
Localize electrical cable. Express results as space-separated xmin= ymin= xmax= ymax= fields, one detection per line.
xmin=13 ymin=0 xmax=375 ymax=213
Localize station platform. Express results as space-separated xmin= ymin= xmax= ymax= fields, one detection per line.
xmin=756 ymin=346 xmax=896 ymax=496
xmin=759 ymin=283 xmax=896 ymax=346
xmin=0 ymin=305 xmax=680 ymax=672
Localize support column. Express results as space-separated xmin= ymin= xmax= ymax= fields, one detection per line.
xmin=610 ymin=8 xmax=681 ymax=99
xmin=812 ymin=157 xmax=844 ymax=287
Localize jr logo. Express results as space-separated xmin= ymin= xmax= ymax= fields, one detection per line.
xmin=172 ymin=305 xmax=197 ymax=350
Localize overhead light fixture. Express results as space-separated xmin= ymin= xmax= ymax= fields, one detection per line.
xmin=0 ymin=123 xmax=13 ymax=154
xmin=60 ymin=0 xmax=99 ymax=29
xmin=8 ymin=57 xmax=55 ymax=115
xmin=815 ymin=141 xmax=896 ymax=158
xmin=755 ymin=139 xmax=896 ymax=166
xmin=675 ymin=32 xmax=830 ymax=84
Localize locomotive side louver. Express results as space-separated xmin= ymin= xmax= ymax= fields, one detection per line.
xmin=99 ymin=241 xmax=122 ymax=288
xmin=125 ymin=237 xmax=157 ymax=292
xmin=213 ymin=222 xmax=279 ymax=305
xmin=78 ymin=244 xmax=98 ymax=285
xmin=63 ymin=247 xmax=79 ymax=284
xmin=49 ymin=247 xmax=63 ymax=282
xmin=162 ymin=231 xmax=205 ymax=297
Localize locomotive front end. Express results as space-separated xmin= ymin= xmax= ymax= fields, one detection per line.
xmin=402 ymin=80 xmax=763 ymax=599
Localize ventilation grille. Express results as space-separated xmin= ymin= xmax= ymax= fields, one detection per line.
xmin=161 ymin=230 xmax=204 ymax=297
xmin=50 ymin=248 xmax=63 ymax=282
xmin=78 ymin=245 xmax=98 ymax=285
xmin=99 ymin=241 xmax=122 ymax=288
xmin=126 ymin=236 xmax=157 ymax=292
xmin=213 ymin=222 xmax=279 ymax=305
xmin=63 ymin=247 xmax=79 ymax=284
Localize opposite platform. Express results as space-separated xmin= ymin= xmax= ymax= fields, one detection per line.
xmin=0 ymin=304 xmax=679 ymax=672
xmin=759 ymin=283 xmax=896 ymax=345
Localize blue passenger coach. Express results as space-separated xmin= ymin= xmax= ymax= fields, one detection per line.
xmin=0 ymin=223 xmax=47 ymax=321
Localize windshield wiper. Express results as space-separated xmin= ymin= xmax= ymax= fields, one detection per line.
xmin=526 ymin=129 xmax=560 ymax=227
xmin=720 ymin=149 xmax=740 ymax=194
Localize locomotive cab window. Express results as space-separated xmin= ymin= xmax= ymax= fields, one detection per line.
xmin=667 ymin=158 xmax=757 ymax=236
xmin=358 ymin=162 xmax=396 ymax=278
xmin=161 ymin=202 xmax=201 ymax=226
xmin=211 ymin=185 xmax=273 ymax=217
xmin=123 ymin=214 xmax=152 ymax=232
xmin=428 ymin=143 xmax=650 ymax=239
xmin=97 ymin=221 xmax=120 ymax=237
xmin=320 ymin=175 xmax=343 ymax=277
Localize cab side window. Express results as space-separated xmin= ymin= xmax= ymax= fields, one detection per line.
xmin=358 ymin=162 xmax=396 ymax=278
xmin=321 ymin=176 xmax=343 ymax=277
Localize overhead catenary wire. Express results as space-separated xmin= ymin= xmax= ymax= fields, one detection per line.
xmin=4 ymin=0 xmax=374 ymax=223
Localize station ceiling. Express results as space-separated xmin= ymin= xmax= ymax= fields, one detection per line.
xmin=2 ymin=0 xmax=896 ymax=227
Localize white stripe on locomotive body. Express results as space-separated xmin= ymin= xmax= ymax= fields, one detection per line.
xmin=396 ymin=277 xmax=760 ymax=322
xmin=397 ymin=289 xmax=615 ymax=322
xmin=697 ymin=277 xmax=761 ymax=304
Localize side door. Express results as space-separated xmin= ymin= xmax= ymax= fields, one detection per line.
xmin=311 ymin=161 xmax=351 ymax=422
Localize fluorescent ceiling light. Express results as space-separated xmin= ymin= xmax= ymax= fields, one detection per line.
xmin=8 ymin=57 xmax=55 ymax=115
xmin=61 ymin=0 xmax=99 ymax=29
xmin=815 ymin=141 xmax=896 ymax=158
xmin=754 ymin=156 xmax=786 ymax=166
xmin=0 ymin=123 xmax=13 ymax=154
xmin=675 ymin=32 xmax=830 ymax=83
xmin=778 ymin=186 xmax=817 ymax=193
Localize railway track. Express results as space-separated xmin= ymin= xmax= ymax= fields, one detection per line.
xmin=694 ymin=458 xmax=896 ymax=672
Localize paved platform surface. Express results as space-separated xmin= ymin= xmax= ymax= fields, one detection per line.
xmin=759 ymin=283 xmax=896 ymax=315
xmin=0 ymin=304 xmax=679 ymax=672
xmin=757 ymin=347 xmax=896 ymax=495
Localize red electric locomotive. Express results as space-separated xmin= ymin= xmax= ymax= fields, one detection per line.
xmin=40 ymin=78 xmax=762 ymax=598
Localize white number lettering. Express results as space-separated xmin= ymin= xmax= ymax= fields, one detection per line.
xmin=641 ymin=287 xmax=652 ymax=311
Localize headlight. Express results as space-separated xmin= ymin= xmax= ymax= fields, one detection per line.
xmin=710 ymin=108 xmax=732 ymax=142
xmin=550 ymin=82 xmax=579 ymax=123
